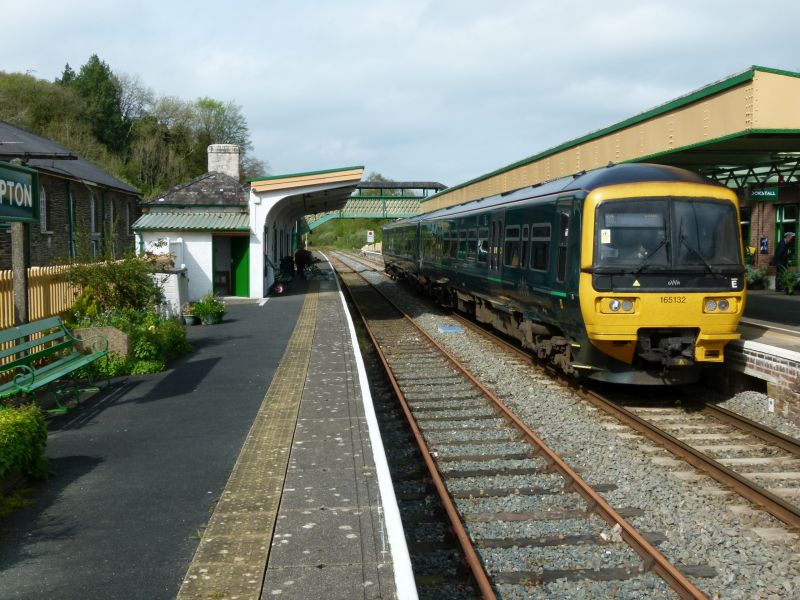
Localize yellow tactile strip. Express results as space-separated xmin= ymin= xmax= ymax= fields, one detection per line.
xmin=177 ymin=284 xmax=319 ymax=599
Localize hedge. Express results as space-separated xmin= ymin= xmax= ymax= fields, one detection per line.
xmin=0 ymin=404 xmax=48 ymax=480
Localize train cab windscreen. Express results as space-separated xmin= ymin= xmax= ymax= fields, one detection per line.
xmin=594 ymin=198 xmax=742 ymax=272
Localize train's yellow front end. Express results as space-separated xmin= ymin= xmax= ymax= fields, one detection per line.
xmin=579 ymin=181 xmax=745 ymax=381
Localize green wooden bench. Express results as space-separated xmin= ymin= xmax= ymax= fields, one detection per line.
xmin=0 ymin=317 xmax=109 ymax=413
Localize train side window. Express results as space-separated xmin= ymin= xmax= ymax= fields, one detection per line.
xmin=530 ymin=223 xmax=551 ymax=271
xmin=504 ymin=225 xmax=521 ymax=267
xmin=556 ymin=212 xmax=569 ymax=282
xmin=458 ymin=230 xmax=467 ymax=258
xmin=521 ymin=225 xmax=529 ymax=269
xmin=467 ymin=229 xmax=478 ymax=261
xmin=477 ymin=227 xmax=489 ymax=263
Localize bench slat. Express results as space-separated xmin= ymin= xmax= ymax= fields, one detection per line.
xmin=0 ymin=330 xmax=71 ymax=362
xmin=0 ymin=316 xmax=64 ymax=344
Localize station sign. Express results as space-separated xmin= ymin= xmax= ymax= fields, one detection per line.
xmin=367 ymin=230 xmax=375 ymax=243
xmin=748 ymin=187 xmax=779 ymax=202
xmin=0 ymin=161 xmax=39 ymax=223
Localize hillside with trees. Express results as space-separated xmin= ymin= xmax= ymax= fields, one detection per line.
xmin=0 ymin=55 xmax=268 ymax=197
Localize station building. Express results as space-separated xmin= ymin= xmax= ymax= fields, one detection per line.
xmin=133 ymin=144 xmax=363 ymax=301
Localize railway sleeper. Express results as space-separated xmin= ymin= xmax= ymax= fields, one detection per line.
xmin=477 ymin=531 xmax=667 ymax=549
xmin=493 ymin=563 xmax=716 ymax=585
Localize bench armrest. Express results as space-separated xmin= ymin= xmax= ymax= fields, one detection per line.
xmin=0 ymin=364 xmax=36 ymax=389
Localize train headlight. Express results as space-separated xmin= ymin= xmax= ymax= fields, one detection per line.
xmin=704 ymin=299 xmax=718 ymax=312
xmin=621 ymin=299 xmax=634 ymax=312
xmin=609 ymin=299 xmax=621 ymax=312
xmin=718 ymin=298 xmax=730 ymax=311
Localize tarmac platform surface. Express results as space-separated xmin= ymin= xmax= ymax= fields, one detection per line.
xmin=0 ymin=270 xmax=412 ymax=599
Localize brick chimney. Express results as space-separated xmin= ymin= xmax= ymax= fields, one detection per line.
xmin=207 ymin=144 xmax=240 ymax=179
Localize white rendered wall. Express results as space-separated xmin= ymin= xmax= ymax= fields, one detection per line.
xmin=140 ymin=231 xmax=213 ymax=301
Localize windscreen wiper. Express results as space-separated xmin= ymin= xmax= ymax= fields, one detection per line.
xmin=680 ymin=235 xmax=717 ymax=275
xmin=633 ymin=238 xmax=668 ymax=274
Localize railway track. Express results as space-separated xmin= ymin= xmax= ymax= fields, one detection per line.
xmin=329 ymin=252 xmax=710 ymax=599
xmin=334 ymin=252 xmax=800 ymax=529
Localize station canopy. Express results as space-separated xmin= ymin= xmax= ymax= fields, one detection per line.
xmin=249 ymin=166 xmax=364 ymax=223
xmin=422 ymin=66 xmax=800 ymax=213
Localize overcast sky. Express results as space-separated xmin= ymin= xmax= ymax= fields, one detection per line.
xmin=6 ymin=1 xmax=800 ymax=187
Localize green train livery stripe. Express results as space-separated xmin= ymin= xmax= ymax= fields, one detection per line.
xmin=550 ymin=291 xmax=568 ymax=298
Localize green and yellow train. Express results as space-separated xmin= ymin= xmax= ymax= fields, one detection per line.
xmin=383 ymin=163 xmax=745 ymax=384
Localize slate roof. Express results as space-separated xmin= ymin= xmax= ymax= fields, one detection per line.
xmin=0 ymin=120 xmax=139 ymax=195
xmin=133 ymin=211 xmax=250 ymax=231
xmin=143 ymin=171 xmax=248 ymax=206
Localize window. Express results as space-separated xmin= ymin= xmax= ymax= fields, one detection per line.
xmin=530 ymin=224 xmax=551 ymax=271
xmin=520 ymin=225 xmax=529 ymax=269
xmin=739 ymin=206 xmax=751 ymax=263
xmin=458 ymin=230 xmax=467 ymax=258
xmin=39 ymin=185 xmax=49 ymax=232
xmin=776 ymin=204 xmax=798 ymax=267
xmin=90 ymin=194 xmax=98 ymax=234
xmin=467 ymin=229 xmax=477 ymax=261
xmin=504 ymin=225 xmax=521 ymax=267
xmin=477 ymin=227 xmax=489 ymax=263
xmin=595 ymin=198 xmax=742 ymax=269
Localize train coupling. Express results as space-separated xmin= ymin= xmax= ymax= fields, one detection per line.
xmin=636 ymin=328 xmax=697 ymax=367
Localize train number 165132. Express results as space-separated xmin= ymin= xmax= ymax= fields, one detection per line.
xmin=660 ymin=296 xmax=686 ymax=304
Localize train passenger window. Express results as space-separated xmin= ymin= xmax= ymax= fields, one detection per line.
xmin=556 ymin=213 xmax=569 ymax=282
xmin=477 ymin=227 xmax=489 ymax=263
xmin=530 ymin=223 xmax=551 ymax=271
xmin=504 ymin=226 xmax=521 ymax=267
xmin=467 ymin=229 xmax=478 ymax=261
xmin=458 ymin=230 xmax=467 ymax=258
xmin=521 ymin=225 xmax=530 ymax=269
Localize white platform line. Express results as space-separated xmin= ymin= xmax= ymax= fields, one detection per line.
xmin=258 ymin=298 xmax=270 ymax=306
xmin=322 ymin=251 xmax=418 ymax=600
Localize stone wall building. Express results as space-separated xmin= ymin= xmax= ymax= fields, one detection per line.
xmin=0 ymin=121 xmax=140 ymax=270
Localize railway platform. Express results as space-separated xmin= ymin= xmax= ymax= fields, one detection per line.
xmin=0 ymin=260 xmax=414 ymax=599
xmin=727 ymin=289 xmax=800 ymax=423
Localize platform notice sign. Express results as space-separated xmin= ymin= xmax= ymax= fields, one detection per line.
xmin=0 ymin=161 xmax=39 ymax=223
xmin=367 ymin=230 xmax=375 ymax=243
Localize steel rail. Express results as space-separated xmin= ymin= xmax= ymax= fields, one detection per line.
xmin=447 ymin=304 xmax=800 ymax=530
xmin=334 ymin=257 xmax=707 ymax=600
xmin=583 ymin=390 xmax=800 ymax=530
xmin=701 ymin=404 xmax=800 ymax=457
xmin=335 ymin=269 xmax=497 ymax=600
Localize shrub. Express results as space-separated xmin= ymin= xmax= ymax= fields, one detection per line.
xmin=73 ymin=309 xmax=192 ymax=378
xmin=65 ymin=253 xmax=163 ymax=313
xmin=780 ymin=268 xmax=800 ymax=294
xmin=192 ymin=292 xmax=226 ymax=324
xmin=746 ymin=266 xmax=767 ymax=289
xmin=0 ymin=404 xmax=48 ymax=479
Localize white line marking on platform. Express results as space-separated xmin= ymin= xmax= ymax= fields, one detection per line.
xmin=259 ymin=298 xmax=270 ymax=306
xmin=324 ymin=251 xmax=418 ymax=600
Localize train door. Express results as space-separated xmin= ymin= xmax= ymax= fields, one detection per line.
xmin=553 ymin=197 xmax=581 ymax=296
xmin=489 ymin=211 xmax=504 ymax=281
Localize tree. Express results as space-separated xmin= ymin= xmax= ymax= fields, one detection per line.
xmin=62 ymin=55 xmax=127 ymax=153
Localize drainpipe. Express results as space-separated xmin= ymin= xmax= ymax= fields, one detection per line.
xmin=67 ymin=180 xmax=75 ymax=258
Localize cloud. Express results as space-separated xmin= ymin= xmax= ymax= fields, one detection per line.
xmin=5 ymin=0 xmax=800 ymax=184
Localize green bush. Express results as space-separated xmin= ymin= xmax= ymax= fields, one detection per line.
xmin=780 ymin=268 xmax=800 ymax=294
xmin=0 ymin=404 xmax=48 ymax=479
xmin=192 ymin=292 xmax=226 ymax=323
xmin=746 ymin=266 xmax=767 ymax=289
xmin=73 ymin=309 xmax=192 ymax=378
xmin=65 ymin=254 xmax=163 ymax=313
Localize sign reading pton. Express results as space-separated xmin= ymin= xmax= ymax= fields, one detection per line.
xmin=0 ymin=161 xmax=39 ymax=223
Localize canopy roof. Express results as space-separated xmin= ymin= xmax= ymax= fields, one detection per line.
xmin=422 ymin=66 xmax=800 ymax=213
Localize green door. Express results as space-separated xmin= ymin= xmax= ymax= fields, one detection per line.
xmin=231 ymin=237 xmax=250 ymax=297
